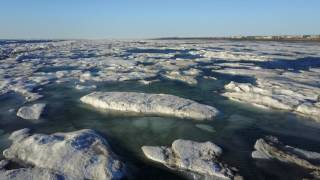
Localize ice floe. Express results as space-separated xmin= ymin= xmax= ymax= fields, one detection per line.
xmin=2 ymin=128 xmax=126 ymax=180
xmin=80 ymin=92 xmax=219 ymax=120
xmin=142 ymin=139 xmax=242 ymax=180
xmin=16 ymin=103 xmax=46 ymax=120
xmin=223 ymin=81 xmax=320 ymax=121
xmin=252 ymin=136 xmax=320 ymax=179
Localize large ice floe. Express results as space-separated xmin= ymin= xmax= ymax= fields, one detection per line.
xmin=2 ymin=128 xmax=126 ymax=180
xmin=80 ymin=92 xmax=219 ymax=120
xmin=142 ymin=139 xmax=242 ymax=180
xmin=223 ymin=80 xmax=320 ymax=121
xmin=252 ymin=136 xmax=320 ymax=179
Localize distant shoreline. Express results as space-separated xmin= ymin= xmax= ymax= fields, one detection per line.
xmin=152 ymin=35 xmax=320 ymax=42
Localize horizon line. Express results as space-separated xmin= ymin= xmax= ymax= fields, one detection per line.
xmin=1 ymin=33 xmax=319 ymax=41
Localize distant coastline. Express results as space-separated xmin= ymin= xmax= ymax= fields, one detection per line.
xmin=153 ymin=35 xmax=320 ymax=42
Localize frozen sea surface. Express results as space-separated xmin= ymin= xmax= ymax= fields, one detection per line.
xmin=0 ymin=39 xmax=320 ymax=179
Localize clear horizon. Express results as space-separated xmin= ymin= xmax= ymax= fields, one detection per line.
xmin=1 ymin=0 xmax=319 ymax=39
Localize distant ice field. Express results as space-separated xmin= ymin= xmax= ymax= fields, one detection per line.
xmin=0 ymin=39 xmax=320 ymax=179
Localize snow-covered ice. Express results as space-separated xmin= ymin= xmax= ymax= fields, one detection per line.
xmin=1 ymin=39 xmax=320 ymax=179
xmin=80 ymin=91 xmax=219 ymax=120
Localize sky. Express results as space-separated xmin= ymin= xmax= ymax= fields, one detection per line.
xmin=0 ymin=0 xmax=319 ymax=39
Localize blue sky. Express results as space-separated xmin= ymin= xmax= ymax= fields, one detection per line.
xmin=0 ymin=0 xmax=319 ymax=39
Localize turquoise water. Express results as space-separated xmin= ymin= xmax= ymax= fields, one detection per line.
xmin=0 ymin=77 xmax=320 ymax=180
